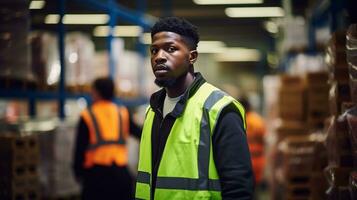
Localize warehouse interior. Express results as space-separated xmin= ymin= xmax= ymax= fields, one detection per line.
xmin=0 ymin=0 xmax=357 ymax=199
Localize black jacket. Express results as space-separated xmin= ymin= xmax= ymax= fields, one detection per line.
xmin=149 ymin=73 xmax=254 ymax=199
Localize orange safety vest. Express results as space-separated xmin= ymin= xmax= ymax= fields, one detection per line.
xmin=80 ymin=101 xmax=129 ymax=168
xmin=246 ymin=111 xmax=266 ymax=184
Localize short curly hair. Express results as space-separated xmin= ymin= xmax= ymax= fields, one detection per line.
xmin=92 ymin=77 xmax=114 ymax=100
xmin=151 ymin=17 xmax=199 ymax=50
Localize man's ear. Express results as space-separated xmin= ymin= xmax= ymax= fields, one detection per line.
xmin=189 ymin=50 xmax=198 ymax=64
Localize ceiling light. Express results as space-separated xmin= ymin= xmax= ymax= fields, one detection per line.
xmin=30 ymin=0 xmax=45 ymax=9
xmin=45 ymin=14 xmax=109 ymax=24
xmin=93 ymin=26 xmax=143 ymax=37
xmin=141 ymin=33 xmax=152 ymax=44
xmin=193 ymin=0 xmax=262 ymax=5
xmin=215 ymin=48 xmax=261 ymax=62
xmin=264 ymin=21 xmax=279 ymax=33
xmin=225 ymin=7 xmax=284 ymax=18
xmin=198 ymin=41 xmax=226 ymax=53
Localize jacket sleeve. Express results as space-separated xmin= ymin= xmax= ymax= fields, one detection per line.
xmin=129 ymin=113 xmax=142 ymax=139
xmin=212 ymin=104 xmax=255 ymax=200
xmin=73 ymin=116 xmax=89 ymax=182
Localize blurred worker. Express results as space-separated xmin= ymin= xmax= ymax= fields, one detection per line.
xmin=135 ymin=17 xmax=254 ymax=200
xmin=240 ymin=97 xmax=266 ymax=186
xmin=73 ymin=77 xmax=141 ymax=200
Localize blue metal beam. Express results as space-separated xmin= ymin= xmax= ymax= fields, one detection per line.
xmin=58 ymin=0 xmax=66 ymax=119
xmin=107 ymin=0 xmax=117 ymax=80
xmin=74 ymin=0 xmax=155 ymax=29
xmin=0 ymin=90 xmax=148 ymax=107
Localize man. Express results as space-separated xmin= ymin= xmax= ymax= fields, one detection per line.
xmin=240 ymin=97 xmax=266 ymax=187
xmin=135 ymin=17 xmax=254 ymax=199
xmin=73 ymin=77 xmax=141 ymax=200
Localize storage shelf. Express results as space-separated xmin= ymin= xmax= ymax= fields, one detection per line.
xmin=1 ymin=0 xmax=153 ymax=118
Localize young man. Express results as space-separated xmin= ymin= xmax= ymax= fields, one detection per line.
xmin=135 ymin=17 xmax=254 ymax=199
xmin=73 ymin=77 xmax=141 ymax=200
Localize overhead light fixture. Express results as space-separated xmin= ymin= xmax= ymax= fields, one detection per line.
xmin=193 ymin=0 xmax=263 ymax=5
xmin=30 ymin=0 xmax=45 ymax=9
xmin=141 ymin=33 xmax=152 ymax=44
xmin=264 ymin=21 xmax=279 ymax=33
xmin=225 ymin=7 xmax=284 ymax=18
xmin=45 ymin=14 xmax=109 ymax=24
xmin=198 ymin=41 xmax=226 ymax=53
xmin=93 ymin=26 xmax=143 ymax=37
xmin=215 ymin=48 xmax=261 ymax=62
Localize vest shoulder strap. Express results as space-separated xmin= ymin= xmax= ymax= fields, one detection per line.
xmin=86 ymin=105 xmax=127 ymax=150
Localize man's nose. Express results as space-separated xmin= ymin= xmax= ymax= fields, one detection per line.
xmin=154 ymin=50 xmax=166 ymax=64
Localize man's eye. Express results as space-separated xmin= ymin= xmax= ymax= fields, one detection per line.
xmin=151 ymin=49 xmax=158 ymax=54
xmin=167 ymin=47 xmax=176 ymax=52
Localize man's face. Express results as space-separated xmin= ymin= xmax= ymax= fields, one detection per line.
xmin=150 ymin=31 xmax=194 ymax=87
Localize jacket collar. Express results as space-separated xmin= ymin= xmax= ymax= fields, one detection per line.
xmin=150 ymin=72 xmax=206 ymax=118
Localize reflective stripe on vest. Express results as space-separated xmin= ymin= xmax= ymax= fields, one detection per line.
xmin=81 ymin=103 xmax=129 ymax=168
xmin=135 ymin=82 xmax=246 ymax=200
xmin=87 ymin=107 xmax=126 ymax=149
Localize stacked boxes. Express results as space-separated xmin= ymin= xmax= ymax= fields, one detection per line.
xmin=269 ymin=73 xmax=332 ymax=199
xmin=278 ymin=135 xmax=327 ymax=200
xmin=278 ymin=75 xmax=305 ymax=121
xmin=0 ymin=133 xmax=40 ymax=200
xmin=324 ymin=30 xmax=357 ymax=200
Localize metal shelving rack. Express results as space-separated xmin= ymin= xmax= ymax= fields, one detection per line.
xmin=0 ymin=0 xmax=156 ymax=119
xmin=278 ymin=0 xmax=348 ymax=72
xmin=308 ymin=0 xmax=347 ymax=51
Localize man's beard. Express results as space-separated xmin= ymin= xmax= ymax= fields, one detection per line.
xmin=154 ymin=78 xmax=176 ymax=88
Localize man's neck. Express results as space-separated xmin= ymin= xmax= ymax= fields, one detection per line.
xmin=165 ymin=73 xmax=195 ymax=98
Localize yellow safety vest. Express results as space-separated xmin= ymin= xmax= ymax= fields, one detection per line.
xmin=135 ymin=82 xmax=246 ymax=200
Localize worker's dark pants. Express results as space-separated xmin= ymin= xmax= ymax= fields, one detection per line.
xmin=81 ymin=165 xmax=133 ymax=200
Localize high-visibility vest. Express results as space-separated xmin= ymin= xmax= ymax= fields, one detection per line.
xmin=80 ymin=101 xmax=129 ymax=168
xmin=245 ymin=111 xmax=265 ymax=184
xmin=135 ymin=82 xmax=246 ymax=200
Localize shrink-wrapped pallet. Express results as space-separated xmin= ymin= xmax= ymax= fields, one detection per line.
xmin=347 ymin=24 xmax=357 ymax=102
xmin=0 ymin=1 xmax=34 ymax=82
